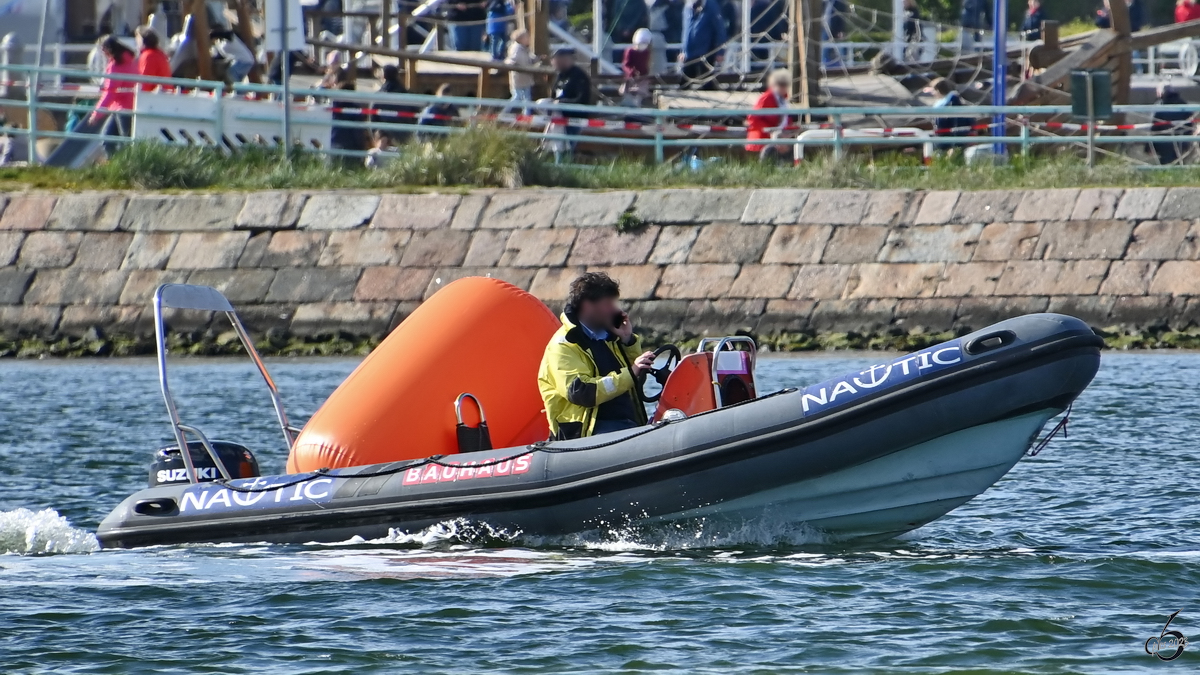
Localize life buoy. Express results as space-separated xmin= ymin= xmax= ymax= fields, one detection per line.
xmin=287 ymin=277 xmax=560 ymax=472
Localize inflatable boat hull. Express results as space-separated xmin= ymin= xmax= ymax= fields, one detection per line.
xmin=97 ymin=314 xmax=1102 ymax=548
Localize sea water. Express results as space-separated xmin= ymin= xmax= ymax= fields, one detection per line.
xmin=1 ymin=354 xmax=1197 ymax=673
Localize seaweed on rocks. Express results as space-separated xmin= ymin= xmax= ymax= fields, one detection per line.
xmin=1 ymin=327 xmax=1196 ymax=359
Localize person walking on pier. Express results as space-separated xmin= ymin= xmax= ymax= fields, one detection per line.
xmin=486 ymin=0 xmax=514 ymax=60
xmin=448 ymin=0 xmax=488 ymax=51
xmin=680 ymin=0 xmax=726 ymax=90
xmin=135 ymin=27 xmax=171 ymax=92
xmin=959 ymin=0 xmax=990 ymax=52
xmin=1022 ymin=0 xmax=1046 ymax=40
xmin=88 ymin=35 xmax=138 ymax=150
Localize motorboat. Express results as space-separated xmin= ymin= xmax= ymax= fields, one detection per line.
xmin=96 ymin=279 xmax=1102 ymax=548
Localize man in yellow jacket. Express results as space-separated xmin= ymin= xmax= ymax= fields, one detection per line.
xmin=538 ymin=272 xmax=656 ymax=439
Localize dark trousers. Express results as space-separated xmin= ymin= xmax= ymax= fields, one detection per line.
xmin=592 ymin=418 xmax=639 ymax=435
xmin=682 ymin=60 xmax=715 ymax=90
xmin=100 ymin=113 xmax=129 ymax=157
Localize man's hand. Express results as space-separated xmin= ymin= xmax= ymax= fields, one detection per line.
xmin=613 ymin=311 xmax=635 ymax=344
xmin=632 ymin=350 xmax=656 ymax=378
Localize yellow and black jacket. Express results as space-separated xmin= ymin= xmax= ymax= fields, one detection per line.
xmin=537 ymin=313 xmax=648 ymax=439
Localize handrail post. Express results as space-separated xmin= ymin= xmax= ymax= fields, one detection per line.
xmin=214 ymin=84 xmax=225 ymax=151
xmin=832 ymin=113 xmax=843 ymax=162
xmin=654 ymin=110 xmax=664 ymax=164
xmin=280 ymin=0 xmax=293 ymax=159
xmin=28 ymin=0 xmax=50 ymax=166
xmin=1019 ymin=115 xmax=1029 ymax=157
xmin=26 ymin=65 xmax=39 ymax=165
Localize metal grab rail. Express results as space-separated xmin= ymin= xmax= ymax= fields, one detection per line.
xmin=696 ymin=337 xmax=758 ymax=409
xmin=154 ymin=284 xmax=296 ymax=484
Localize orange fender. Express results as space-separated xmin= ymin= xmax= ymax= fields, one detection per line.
xmin=287 ymin=277 xmax=560 ymax=472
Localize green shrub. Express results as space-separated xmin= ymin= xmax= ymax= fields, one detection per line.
xmin=93 ymin=141 xmax=225 ymax=189
xmin=384 ymin=125 xmax=539 ymax=188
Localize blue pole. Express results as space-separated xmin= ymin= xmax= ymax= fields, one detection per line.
xmin=991 ymin=0 xmax=1007 ymax=154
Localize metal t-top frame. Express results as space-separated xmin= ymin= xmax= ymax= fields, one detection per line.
xmin=153 ymin=284 xmax=297 ymax=484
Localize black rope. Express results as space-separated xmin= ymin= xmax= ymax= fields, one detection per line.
xmin=214 ymin=387 xmax=799 ymax=493
xmin=1028 ymin=404 xmax=1071 ymax=457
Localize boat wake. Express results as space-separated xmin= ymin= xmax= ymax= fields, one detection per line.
xmin=275 ymin=516 xmax=835 ymax=581
xmin=551 ymin=516 xmax=833 ymax=551
xmin=337 ymin=514 xmax=832 ymax=552
xmin=0 ymin=508 xmax=100 ymax=555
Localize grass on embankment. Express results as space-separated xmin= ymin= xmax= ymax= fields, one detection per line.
xmin=5 ymin=126 xmax=1200 ymax=193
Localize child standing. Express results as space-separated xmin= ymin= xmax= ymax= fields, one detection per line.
xmin=505 ymin=29 xmax=536 ymax=112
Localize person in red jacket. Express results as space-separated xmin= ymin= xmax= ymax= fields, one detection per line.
xmin=745 ymin=68 xmax=791 ymax=161
xmin=135 ymin=26 xmax=172 ymax=92
xmin=1175 ymin=0 xmax=1200 ymax=22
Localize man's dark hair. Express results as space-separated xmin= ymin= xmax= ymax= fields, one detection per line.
xmin=136 ymin=26 xmax=160 ymax=50
xmin=565 ymin=272 xmax=620 ymax=318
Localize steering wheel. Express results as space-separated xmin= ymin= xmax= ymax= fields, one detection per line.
xmin=640 ymin=344 xmax=682 ymax=403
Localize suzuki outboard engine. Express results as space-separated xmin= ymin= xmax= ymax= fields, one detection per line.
xmin=149 ymin=441 xmax=260 ymax=487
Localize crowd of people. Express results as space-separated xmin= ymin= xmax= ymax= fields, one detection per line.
xmin=79 ymin=0 xmax=1196 ymax=169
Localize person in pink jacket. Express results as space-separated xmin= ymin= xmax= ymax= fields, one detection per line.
xmin=89 ymin=36 xmax=138 ymax=126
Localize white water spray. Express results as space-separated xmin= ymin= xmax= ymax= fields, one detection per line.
xmin=0 ymin=508 xmax=100 ymax=555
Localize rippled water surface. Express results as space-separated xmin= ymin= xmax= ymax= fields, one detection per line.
xmin=1 ymin=353 xmax=1197 ymax=673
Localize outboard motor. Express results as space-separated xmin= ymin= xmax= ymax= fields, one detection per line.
xmin=149 ymin=441 xmax=260 ymax=487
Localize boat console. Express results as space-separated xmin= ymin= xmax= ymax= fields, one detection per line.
xmin=650 ymin=337 xmax=758 ymax=421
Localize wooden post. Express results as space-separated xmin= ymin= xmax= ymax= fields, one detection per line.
xmin=805 ymin=0 xmax=821 ymax=106
xmin=191 ymin=0 xmax=214 ymax=81
xmin=1108 ymin=0 xmax=1132 ymax=103
xmin=530 ymin=0 xmax=550 ymax=62
xmin=233 ymin=0 xmax=263 ymax=83
xmin=382 ymin=1 xmax=392 ymax=51
xmin=1043 ymin=20 xmax=1059 ymax=51
xmin=530 ymin=0 xmax=550 ymax=98
xmin=790 ymin=0 xmax=820 ymax=107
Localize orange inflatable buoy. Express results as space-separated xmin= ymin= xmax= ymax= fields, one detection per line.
xmin=287 ymin=277 xmax=561 ymax=472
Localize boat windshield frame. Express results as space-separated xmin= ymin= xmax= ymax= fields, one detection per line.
xmin=152 ymin=283 xmax=297 ymax=484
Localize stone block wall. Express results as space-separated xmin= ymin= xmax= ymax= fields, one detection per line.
xmin=2 ymin=187 xmax=1200 ymax=342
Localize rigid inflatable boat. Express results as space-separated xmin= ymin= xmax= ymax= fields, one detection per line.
xmin=96 ymin=280 xmax=1102 ymax=548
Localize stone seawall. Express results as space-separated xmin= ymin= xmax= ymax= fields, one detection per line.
xmin=2 ymin=187 xmax=1200 ymax=349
